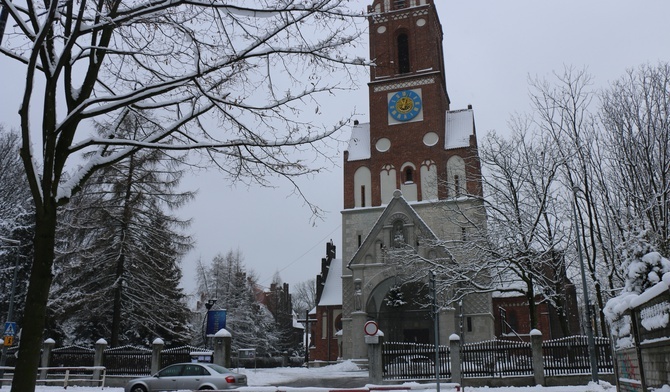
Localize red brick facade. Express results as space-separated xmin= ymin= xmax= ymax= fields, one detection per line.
xmin=343 ymin=0 xmax=482 ymax=209
xmin=309 ymin=306 xmax=342 ymax=362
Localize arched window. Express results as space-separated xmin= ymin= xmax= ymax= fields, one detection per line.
xmin=397 ymin=33 xmax=410 ymax=74
xmin=404 ymin=166 xmax=414 ymax=183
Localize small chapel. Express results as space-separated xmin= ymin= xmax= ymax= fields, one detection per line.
xmin=311 ymin=0 xmax=495 ymax=362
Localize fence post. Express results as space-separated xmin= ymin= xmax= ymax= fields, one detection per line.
xmin=39 ymin=338 xmax=56 ymax=380
xmin=449 ymin=334 xmax=461 ymax=385
xmin=366 ymin=329 xmax=384 ymax=385
xmin=530 ymin=329 xmax=545 ymax=386
xmin=213 ymin=329 xmax=232 ymax=368
xmin=151 ymin=338 xmax=164 ymax=375
xmin=93 ymin=338 xmax=107 ymax=381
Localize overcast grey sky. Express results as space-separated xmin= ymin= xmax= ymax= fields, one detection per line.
xmin=3 ymin=1 xmax=670 ymax=295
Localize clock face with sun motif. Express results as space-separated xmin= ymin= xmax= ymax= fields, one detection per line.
xmin=388 ymin=90 xmax=422 ymax=122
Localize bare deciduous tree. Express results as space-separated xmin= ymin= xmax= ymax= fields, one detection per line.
xmin=0 ymin=0 xmax=364 ymax=388
xmin=292 ymin=278 xmax=316 ymax=316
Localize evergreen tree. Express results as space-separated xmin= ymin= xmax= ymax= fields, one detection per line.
xmin=196 ymin=250 xmax=279 ymax=355
xmin=50 ymin=116 xmax=195 ymax=346
xmin=0 ymin=126 xmax=33 ymax=333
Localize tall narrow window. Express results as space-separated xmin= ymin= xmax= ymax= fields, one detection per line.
xmin=454 ymin=175 xmax=461 ymax=196
xmin=404 ymin=167 xmax=414 ymax=183
xmin=361 ymin=185 xmax=366 ymax=207
xmin=397 ymin=33 xmax=410 ymax=74
xmin=358 ymin=235 xmax=362 ymax=248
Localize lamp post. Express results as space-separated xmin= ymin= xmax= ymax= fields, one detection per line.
xmin=0 ymin=237 xmax=20 ymax=383
xmin=571 ymin=188 xmax=599 ymax=383
xmin=430 ymin=271 xmax=441 ymax=392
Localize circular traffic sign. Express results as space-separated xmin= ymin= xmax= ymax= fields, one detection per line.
xmin=364 ymin=321 xmax=379 ymax=336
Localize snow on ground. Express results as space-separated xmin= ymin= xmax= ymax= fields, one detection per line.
xmin=6 ymin=361 xmax=618 ymax=392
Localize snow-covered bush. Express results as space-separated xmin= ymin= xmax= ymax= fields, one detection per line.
xmin=623 ymin=252 xmax=670 ymax=294
xmin=604 ymin=251 xmax=670 ymax=347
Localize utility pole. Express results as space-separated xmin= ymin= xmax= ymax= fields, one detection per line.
xmin=430 ymin=271 xmax=441 ymax=392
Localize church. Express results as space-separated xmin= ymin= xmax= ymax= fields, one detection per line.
xmin=312 ymin=0 xmax=495 ymax=363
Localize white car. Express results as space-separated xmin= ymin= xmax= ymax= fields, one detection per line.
xmin=124 ymin=362 xmax=247 ymax=392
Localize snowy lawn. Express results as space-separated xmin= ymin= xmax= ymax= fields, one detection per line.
xmin=4 ymin=361 xmax=620 ymax=392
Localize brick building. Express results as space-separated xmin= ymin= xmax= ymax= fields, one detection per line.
xmin=310 ymin=241 xmax=342 ymax=362
xmin=339 ymin=0 xmax=494 ymax=361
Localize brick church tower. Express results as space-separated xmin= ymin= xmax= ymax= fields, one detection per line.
xmin=339 ymin=0 xmax=494 ymax=361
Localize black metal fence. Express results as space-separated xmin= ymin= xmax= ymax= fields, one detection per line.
xmin=462 ymin=339 xmax=533 ymax=378
xmin=382 ymin=342 xmax=450 ymax=380
xmin=383 ymin=336 xmax=613 ymax=381
xmin=103 ymin=345 xmax=152 ymax=376
xmin=542 ymin=336 xmax=613 ymax=376
xmin=51 ymin=345 xmax=95 ymax=368
xmin=48 ymin=344 xmax=207 ymax=376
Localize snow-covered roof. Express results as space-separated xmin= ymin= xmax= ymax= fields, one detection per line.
xmin=346 ymin=123 xmax=371 ymax=161
xmin=445 ymin=109 xmax=474 ymax=150
xmin=292 ymin=311 xmax=305 ymax=330
xmin=345 ymin=109 xmax=474 ymax=162
xmin=318 ymin=258 xmax=342 ymax=307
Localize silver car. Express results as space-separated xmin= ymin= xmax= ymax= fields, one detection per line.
xmin=124 ymin=362 xmax=247 ymax=392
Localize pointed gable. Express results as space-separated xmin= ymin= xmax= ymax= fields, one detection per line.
xmin=347 ymin=190 xmax=441 ymax=269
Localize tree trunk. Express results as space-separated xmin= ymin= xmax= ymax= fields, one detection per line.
xmin=10 ymin=205 xmax=57 ymax=392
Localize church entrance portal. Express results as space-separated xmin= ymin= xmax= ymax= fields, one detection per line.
xmin=366 ymin=279 xmax=432 ymax=343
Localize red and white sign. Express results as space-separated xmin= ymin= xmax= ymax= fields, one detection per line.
xmin=364 ymin=321 xmax=379 ymax=336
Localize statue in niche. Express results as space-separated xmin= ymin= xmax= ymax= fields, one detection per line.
xmin=392 ymin=220 xmax=405 ymax=248
xmin=354 ymin=280 xmax=362 ymax=311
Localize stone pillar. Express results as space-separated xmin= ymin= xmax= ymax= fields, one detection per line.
xmin=93 ymin=338 xmax=107 ymax=382
xmin=449 ymin=334 xmax=461 ymax=385
xmin=213 ymin=329 xmax=232 ymax=368
xmin=151 ymin=338 xmax=164 ymax=375
xmin=366 ymin=330 xmax=384 ymax=385
xmin=440 ymin=307 xmax=456 ymax=345
xmin=530 ymin=329 xmax=545 ymax=386
xmin=39 ymin=338 xmax=56 ymax=380
xmin=351 ymin=312 xmax=368 ymax=359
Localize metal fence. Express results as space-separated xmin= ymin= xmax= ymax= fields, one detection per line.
xmin=48 ymin=344 xmax=207 ymax=376
xmin=51 ymin=345 xmax=95 ymax=368
xmin=461 ymin=339 xmax=533 ymax=378
xmin=382 ymin=342 xmax=450 ymax=380
xmin=161 ymin=346 xmax=208 ymax=369
xmin=383 ymin=336 xmax=613 ymax=381
xmin=542 ymin=336 xmax=613 ymax=376
xmin=103 ymin=345 xmax=152 ymax=376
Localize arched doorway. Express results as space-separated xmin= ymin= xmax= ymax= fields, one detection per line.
xmin=366 ymin=278 xmax=432 ymax=343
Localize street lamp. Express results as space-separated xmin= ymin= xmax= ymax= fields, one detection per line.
xmin=0 ymin=237 xmax=20 ymax=383
xmin=571 ymin=188 xmax=599 ymax=383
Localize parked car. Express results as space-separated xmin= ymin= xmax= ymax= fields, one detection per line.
xmin=124 ymin=362 xmax=247 ymax=392
xmin=384 ymin=354 xmax=435 ymax=377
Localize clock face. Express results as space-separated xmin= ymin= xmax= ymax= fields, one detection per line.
xmin=388 ymin=90 xmax=422 ymax=122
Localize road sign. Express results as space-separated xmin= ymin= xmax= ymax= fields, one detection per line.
xmin=3 ymin=336 xmax=13 ymax=346
xmin=3 ymin=322 xmax=16 ymax=337
xmin=364 ymin=320 xmax=379 ymax=336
